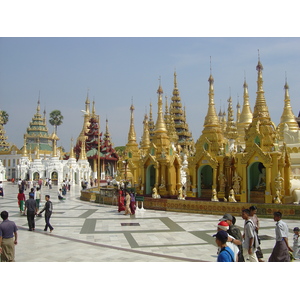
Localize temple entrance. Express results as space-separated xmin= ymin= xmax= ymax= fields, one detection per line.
xmin=33 ymin=172 xmax=39 ymax=181
xmin=146 ymin=165 xmax=155 ymax=195
xmin=248 ymin=162 xmax=266 ymax=203
xmin=197 ymin=165 xmax=213 ymax=198
xmin=51 ymin=171 xmax=58 ymax=186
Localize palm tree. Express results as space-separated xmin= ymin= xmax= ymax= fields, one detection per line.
xmin=0 ymin=111 xmax=9 ymax=125
xmin=49 ymin=110 xmax=64 ymax=134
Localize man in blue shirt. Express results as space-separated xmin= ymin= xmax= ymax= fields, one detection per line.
xmin=215 ymin=230 xmax=235 ymax=262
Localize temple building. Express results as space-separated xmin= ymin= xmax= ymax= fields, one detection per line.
xmin=119 ymin=60 xmax=300 ymax=204
xmin=74 ymin=97 xmax=119 ymax=183
xmin=120 ymin=83 xmax=182 ymax=196
xmin=0 ymin=98 xmax=92 ymax=184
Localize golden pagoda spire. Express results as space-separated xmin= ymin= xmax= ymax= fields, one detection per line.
xmin=225 ymin=96 xmax=238 ymax=140
xmin=204 ymin=60 xmax=220 ymax=127
xmin=92 ymin=100 xmax=96 ymax=117
xmin=253 ymin=52 xmax=270 ymax=120
xmin=277 ymin=79 xmax=299 ymax=140
xmin=69 ymin=138 xmax=75 ymax=159
xmin=237 ymin=78 xmax=253 ymax=144
xmin=195 ymin=60 xmax=225 ymax=156
xmin=128 ymin=102 xmax=137 ymax=144
xmin=154 ymin=81 xmax=168 ymax=134
xmin=148 ymin=101 xmax=155 ymax=139
xmin=79 ymin=139 xmax=87 ymax=160
xmin=245 ymin=53 xmax=276 ymax=151
xmin=140 ymin=113 xmax=151 ymax=150
xmin=85 ymin=90 xmax=90 ymax=115
xmin=236 ymin=99 xmax=241 ymax=123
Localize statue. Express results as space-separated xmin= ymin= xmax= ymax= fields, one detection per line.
xmin=232 ymin=171 xmax=241 ymax=194
xmin=274 ymin=189 xmax=282 ymax=204
xmin=274 ymin=171 xmax=284 ymax=194
xmin=211 ymin=188 xmax=219 ymax=202
xmin=218 ymin=172 xmax=226 ymax=193
xmin=178 ymin=187 xmax=185 ymax=200
xmin=256 ymin=167 xmax=266 ymax=189
xmin=228 ymin=188 xmax=237 ymax=202
xmin=152 ymin=186 xmax=160 ymax=199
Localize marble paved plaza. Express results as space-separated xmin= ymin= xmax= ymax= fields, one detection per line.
xmin=1 ymin=182 xmax=300 ymax=262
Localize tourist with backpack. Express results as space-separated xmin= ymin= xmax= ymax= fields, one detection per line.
xmin=241 ymin=209 xmax=259 ymax=262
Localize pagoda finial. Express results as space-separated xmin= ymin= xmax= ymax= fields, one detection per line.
xmin=127 ymin=101 xmax=137 ymax=143
xmin=37 ymin=91 xmax=41 ymax=113
xmin=154 ymin=81 xmax=167 ymax=133
xmin=69 ymin=137 xmax=75 ymax=159
xmin=140 ymin=113 xmax=151 ymax=150
xmin=204 ymin=60 xmax=219 ymax=127
xmin=277 ymin=78 xmax=299 ymax=139
xmin=85 ymin=89 xmax=90 ymax=114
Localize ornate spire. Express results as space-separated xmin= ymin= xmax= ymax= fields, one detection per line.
xmin=245 ymin=54 xmax=276 ymax=151
xmin=204 ymin=63 xmax=220 ymax=127
xmin=22 ymin=138 xmax=28 ymax=157
xmin=148 ymin=102 xmax=155 ymax=139
xmin=195 ymin=63 xmax=224 ymax=156
xmin=85 ymin=90 xmax=90 ymax=115
xmin=225 ymin=96 xmax=238 ymax=140
xmin=253 ymin=53 xmax=271 ymax=120
xmin=236 ymin=99 xmax=241 ymax=123
xmin=128 ymin=103 xmax=137 ymax=143
xmin=69 ymin=138 xmax=75 ymax=159
xmin=140 ymin=113 xmax=151 ymax=150
xmin=277 ymin=79 xmax=299 ymax=140
xmin=170 ymin=71 xmax=193 ymax=151
xmin=154 ymin=82 xmax=168 ymax=134
xmin=79 ymin=139 xmax=87 ymax=160
xmin=237 ymin=78 xmax=253 ymax=144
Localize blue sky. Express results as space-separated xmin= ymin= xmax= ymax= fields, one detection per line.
xmin=1 ymin=37 xmax=300 ymax=151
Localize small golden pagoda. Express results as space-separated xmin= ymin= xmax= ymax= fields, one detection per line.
xmin=234 ymin=57 xmax=291 ymax=203
xmin=123 ymin=83 xmax=182 ymax=196
xmin=188 ymin=69 xmax=226 ymax=198
xmin=277 ymin=80 xmax=299 ymax=140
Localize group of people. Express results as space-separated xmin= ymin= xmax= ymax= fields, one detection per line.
xmin=118 ymin=189 xmax=136 ymax=215
xmin=215 ymin=206 xmax=300 ymax=262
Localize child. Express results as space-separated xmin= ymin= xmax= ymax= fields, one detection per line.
xmin=293 ymin=227 xmax=300 ymax=259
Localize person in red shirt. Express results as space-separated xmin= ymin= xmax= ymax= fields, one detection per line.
xmin=17 ymin=189 xmax=26 ymax=214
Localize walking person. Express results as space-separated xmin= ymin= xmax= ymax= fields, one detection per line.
xmin=249 ymin=205 xmax=264 ymax=262
xmin=292 ymin=227 xmax=300 ymax=259
xmin=0 ymin=211 xmax=18 ymax=262
xmin=124 ymin=190 xmax=132 ymax=215
xmin=129 ymin=191 xmax=136 ymax=215
xmin=24 ymin=192 xmax=37 ymax=231
xmin=38 ymin=195 xmax=53 ymax=233
xmin=0 ymin=181 xmax=4 ymax=197
xmin=268 ymin=211 xmax=293 ymax=262
xmin=48 ymin=179 xmax=52 ymax=189
xmin=219 ymin=213 xmax=244 ymax=262
xmin=215 ymin=230 xmax=235 ymax=262
xmin=214 ymin=221 xmax=241 ymax=262
xmin=17 ymin=189 xmax=26 ymax=214
xmin=241 ymin=209 xmax=259 ymax=262
xmin=35 ymin=187 xmax=42 ymax=213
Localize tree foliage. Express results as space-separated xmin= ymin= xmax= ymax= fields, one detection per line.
xmin=0 ymin=110 xmax=9 ymax=125
xmin=49 ymin=110 xmax=64 ymax=133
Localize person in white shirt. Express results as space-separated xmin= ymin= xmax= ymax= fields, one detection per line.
xmin=242 ymin=209 xmax=259 ymax=262
xmin=269 ymin=211 xmax=293 ymax=262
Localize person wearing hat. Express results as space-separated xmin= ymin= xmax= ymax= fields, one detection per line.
xmin=215 ymin=230 xmax=235 ymax=262
xmin=215 ymin=221 xmax=240 ymax=262
xmin=292 ymin=227 xmax=300 ymax=259
xmin=219 ymin=213 xmax=244 ymax=262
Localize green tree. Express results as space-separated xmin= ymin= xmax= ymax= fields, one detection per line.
xmin=49 ymin=110 xmax=64 ymax=134
xmin=0 ymin=110 xmax=9 ymax=125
